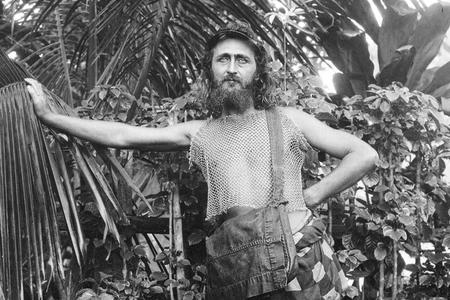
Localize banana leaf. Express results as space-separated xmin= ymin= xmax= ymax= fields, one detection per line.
xmin=378 ymin=0 xmax=417 ymax=69
xmin=0 ymin=49 xmax=129 ymax=299
xmin=406 ymin=3 xmax=450 ymax=89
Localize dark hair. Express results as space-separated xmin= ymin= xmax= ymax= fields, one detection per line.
xmin=197 ymin=36 xmax=277 ymax=110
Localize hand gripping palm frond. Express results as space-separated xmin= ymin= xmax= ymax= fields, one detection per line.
xmin=0 ymin=49 xmax=141 ymax=299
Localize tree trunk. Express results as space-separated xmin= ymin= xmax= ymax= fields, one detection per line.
xmin=173 ymin=185 xmax=185 ymax=300
xmin=379 ymin=260 xmax=385 ymax=300
xmin=392 ymin=241 xmax=398 ymax=299
xmin=415 ymin=155 xmax=422 ymax=287
xmin=328 ymin=198 xmax=333 ymax=236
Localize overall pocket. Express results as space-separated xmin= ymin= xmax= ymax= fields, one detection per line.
xmin=205 ymin=205 xmax=297 ymax=300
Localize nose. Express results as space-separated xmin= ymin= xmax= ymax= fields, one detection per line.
xmin=226 ymin=59 xmax=237 ymax=75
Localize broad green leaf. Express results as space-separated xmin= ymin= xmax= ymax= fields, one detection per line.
xmin=112 ymin=281 xmax=127 ymax=291
xmin=384 ymin=191 xmax=394 ymax=201
xmin=351 ymin=250 xmax=368 ymax=262
xmin=386 ymin=213 xmax=396 ymax=221
xmin=150 ymin=271 xmax=168 ymax=282
xmin=368 ymin=97 xmax=381 ymax=109
xmin=403 ymin=243 xmax=418 ymax=256
xmin=374 ymin=184 xmax=390 ymax=193
xmin=374 ymin=244 xmax=387 ymax=261
xmin=319 ymin=18 xmax=374 ymax=95
xmin=385 ymin=90 xmax=399 ymax=102
xmin=177 ymin=258 xmax=191 ymax=267
xmin=155 ymin=251 xmax=168 ymax=263
xmin=354 ymin=207 xmax=371 ymax=221
xmin=398 ymin=214 xmax=415 ymax=226
xmin=367 ymin=222 xmax=380 ymax=231
xmin=425 ymin=252 xmax=446 ymax=264
xmin=419 ymin=274 xmax=432 ymax=285
xmin=442 ymin=234 xmax=450 ymax=248
xmin=424 ymin=61 xmax=450 ymax=95
xmin=383 ymin=228 xmax=407 ymax=241
xmin=378 ymin=45 xmax=416 ymax=87
xmin=337 ymin=251 xmax=348 ymax=263
xmin=183 ymin=291 xmax=195 ymax=300
xmin=270 ymin=60 xmax=283 ymax=72
xmin=425 ymin=175 xmax=438 ymax=187
xmin=99 ymin=89 xmax=107 ymax=100
xmin=344 ymin=286 xmax=359 ymax=298
xmin=164 ymin=279 xmax=179 ymax=287
xmin=404 ymin=264 xmax=419 ymax=273
xmin=376 ymin=160 xmax=390 ymax=169
xmin=133 ymin=245 xmax=147 ymax=257
xmin=178 ymin=278 xmax=191 ymax=288
xmin=196 ymin=265 xmax=207 ymax=275
xmin=187 ymin=230 xmax=206 ymax=246
xmin=99 ymin=293 xmax=115 ymax=300
xmin=362 ymin=172 xmax=379 ymax=187
xmin=378 ymin=1 xmax=417 ymax=69
xmin=76 ymin=289 xmax=98 ymax=300
xmin=149 ymin=286 xmax=164 ymax=294
xmin=392 ymin=127 xmax=403 ymax=136
xmin=422 ymin=94 xmax=440 ymax=110
xmin=406 ymin=3 xmax=450 ymax=89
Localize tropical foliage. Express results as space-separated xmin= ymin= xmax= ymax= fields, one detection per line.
xmin=0 ymin=0 xmax=343 ymax=102
xmin=314 ymin=0 xmax=450 ymax=111
xmin=1 ymin=0 xmax=450 ymax=300
xmin=335 ymin=85 xmax=450 ymax=299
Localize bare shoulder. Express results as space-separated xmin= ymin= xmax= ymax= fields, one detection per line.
xmin=277 ymin=106 xmax=316 ymax=132
xmin=278 ymin=106 xmax=377 ymax=160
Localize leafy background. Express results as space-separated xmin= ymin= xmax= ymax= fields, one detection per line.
xmin=0 ymin=0 xmax=450 ymax=299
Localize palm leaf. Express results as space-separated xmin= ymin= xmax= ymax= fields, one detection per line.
xmin=5 ymin=0 xmax=338 ymax=100
xmin=0 ymin=49 xmax=135 ymax=298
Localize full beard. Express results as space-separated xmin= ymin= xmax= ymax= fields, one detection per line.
xmin=207 ymin=79 xmax=254 ymax=118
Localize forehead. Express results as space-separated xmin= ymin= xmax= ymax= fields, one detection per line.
xmin=212 ymin=38 xmax=256 ymax=58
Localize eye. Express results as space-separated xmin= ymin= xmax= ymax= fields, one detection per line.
xmin=217 ymin=56 xmax=229 ymax=63
xmin=237 ymin=57 xmax=249 ymax=64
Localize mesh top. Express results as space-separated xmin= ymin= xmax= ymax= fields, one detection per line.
xmin=190 ymin=108 xmax=311 ymax=220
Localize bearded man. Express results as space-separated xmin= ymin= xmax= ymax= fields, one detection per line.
xmin=27 ymin=21 xmax=378 ymax=300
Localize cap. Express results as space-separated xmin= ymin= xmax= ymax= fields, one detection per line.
xmin=207 ymin=21 xmax=259 ymax=50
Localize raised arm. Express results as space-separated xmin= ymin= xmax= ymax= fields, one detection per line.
xmin=281 ymin=106 xmax=379 ymax=208
xmin=25 ymin=78 xmax=204 ymax=151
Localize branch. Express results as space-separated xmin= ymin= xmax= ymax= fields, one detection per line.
xmin=86 ymin=0 xmax=98 ymax=93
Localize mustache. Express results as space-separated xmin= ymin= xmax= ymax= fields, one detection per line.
xmin=221 ymin=75 xmax=241 ymax=84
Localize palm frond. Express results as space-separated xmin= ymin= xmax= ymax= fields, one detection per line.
xmin=5 ymin=0 xmax=340 ymax=100
xmin=0 ymin=49 xmax=131 ymax=298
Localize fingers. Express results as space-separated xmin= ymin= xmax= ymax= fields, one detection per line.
xmin=24 ymin=78 xmax=45 ymax=99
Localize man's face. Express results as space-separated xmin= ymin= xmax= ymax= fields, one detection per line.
xmin=207 ymin=38 xmax=257 ymax=117
xmin=211 ymin=38 xmax=257 ymax=90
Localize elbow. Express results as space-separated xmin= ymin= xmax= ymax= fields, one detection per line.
xmin=113 ymin=135 xmax=131 ymax=148
xmin=365 ymin=147 xmax=379 ymax=170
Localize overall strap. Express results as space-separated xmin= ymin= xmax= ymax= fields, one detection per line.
xmin=265 ymin=107 xmax=285 ymax=206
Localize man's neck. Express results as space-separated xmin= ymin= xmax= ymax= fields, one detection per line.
xmin=221 ymin=105 xmax=256 ymax=117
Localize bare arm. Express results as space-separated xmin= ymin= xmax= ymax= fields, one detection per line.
xmin=25 ymin=78 xmax=204 ymax=151
xmin=281 ymin=107 xmax=379 ymax=208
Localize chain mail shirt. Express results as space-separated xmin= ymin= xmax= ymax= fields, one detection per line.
xmin=190 ymin=108 xmax=310 ymax=220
